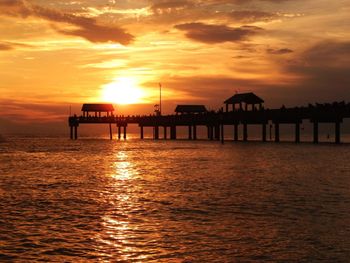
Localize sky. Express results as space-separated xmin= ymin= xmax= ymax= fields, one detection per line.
xmin=0 ymin=0 xmax=349 ymax=134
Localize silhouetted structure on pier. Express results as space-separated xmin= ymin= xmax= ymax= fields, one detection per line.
xmin=69 ymin=93 xmax=349 ymax=144
xmin=81 ymin=103 xmax=114 ymax=117
xmin=224 ymin=92 xmax=264 ymax=112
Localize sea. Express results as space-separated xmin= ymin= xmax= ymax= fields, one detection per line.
xmin=1 ymin=135 xmax=350 ymax=262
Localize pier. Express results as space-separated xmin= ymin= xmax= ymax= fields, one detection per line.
xmin=68 ymin=93 xmax=350 ymax=144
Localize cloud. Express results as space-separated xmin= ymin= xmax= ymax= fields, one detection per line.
xmin=0 ymin=99 xmax=70 ymax=122
xmin=229 ymin=10 xmax=277 ymax=23
xmin=151 ymin=0 xmax=193 ymax=12
xmin=0 ymin=0 xmax=133 ymax=45
xmin=301 ymin=41 xmax=350 ymax=67
xmin=143 ymin=0 xmax=201 ymax=24
xmin=0 ymin=41 xmax=33 ymax=51
xmin=151 ymin=41 xmax=350 ymax=107
xmin=175 ymin=22 xmax=263 ymax=43
xmin=204 ymin=0 xmax=294 ymax=4
xmin=267 ymin=48 xmax=293 ymax=54
xmin=144 ymin=0 xmax=288 ymax=25
xmin=0 ymin=42 xmax=13 ymax=51
xmin=272 ymin=41 xmax=350 ymax=103
xmin=145 ymin=75 xmax=273 ymax=105
xmin=0 ymin=99 xmax=77 ymax=135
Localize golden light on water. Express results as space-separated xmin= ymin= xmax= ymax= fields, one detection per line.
xmin=112 ymin=151 xmax=138 ymax=180
xmin=94 ymin=150 xmax=145 ymax=261
xmin=101 ymin=77 xmax=145 ymax=105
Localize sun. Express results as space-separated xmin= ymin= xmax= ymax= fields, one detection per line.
xmin=101 ymin=77 xmax=144 ymax=105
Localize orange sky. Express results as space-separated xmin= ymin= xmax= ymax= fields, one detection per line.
xmin=0 ymin=0 xmax=349 ymax=132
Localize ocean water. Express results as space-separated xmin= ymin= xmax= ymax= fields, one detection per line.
xmin=1 ymin=136 xmax=350 ymax=262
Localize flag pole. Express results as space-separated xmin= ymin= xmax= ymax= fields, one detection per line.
xmin=159 ymin=83 xmax=162 ymax=116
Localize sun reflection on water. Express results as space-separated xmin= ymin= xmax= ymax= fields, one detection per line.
xmin=95 ymin=150 xmax=146 ymax=261
xmin=112 ymin=151 xmax=139 ymax=180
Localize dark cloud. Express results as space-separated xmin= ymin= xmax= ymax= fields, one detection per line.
xmin=301 ymin=41 xmax=350 ymax=66
xmin=175 ymin=22 xmax=263 ymax=43
xmin=54 ymin=24 xmax=133 ymax=45
xmin=0 ymin=0 xmax=133 ymax=45
xmin=267 ymin=48 xmax=293 ymax=54
xmin=0 ymin=0 xmax=31 ymax=17
xmin=269 ymin=41 xmax=350 ymax=104
xmin=0 ymin=41 xmax=33 ymax=51
xmin=0 ymin=42 xmax=13 ymax=51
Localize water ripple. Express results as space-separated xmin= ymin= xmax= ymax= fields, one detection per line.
xmin=1 ymin=138 xmax=350 ymax=261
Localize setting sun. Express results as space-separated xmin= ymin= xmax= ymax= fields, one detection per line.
xmin=101 ymin=77 xmax=144 ymax=105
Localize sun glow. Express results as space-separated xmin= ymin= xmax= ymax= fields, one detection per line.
xmin=101 ymin=77 xmax=144 ymax=105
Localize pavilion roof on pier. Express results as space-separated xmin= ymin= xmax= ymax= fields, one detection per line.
xmin=81 ymin=104 xmax=114 ymax=112
xmin=224 ymin=92 xmax=264 ymax=105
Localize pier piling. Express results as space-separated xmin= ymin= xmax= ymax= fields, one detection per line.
xmin=118 ymin=125 xmax=121 ymax=140
xmin=188 ymin=125 xmax=192 ymax=140
xmin=140 ymin=126 xmax=144 ymax=139
xmin=243 ymin=123 xmax=248 ymax=141
xmin=214 ymin=125 xmax=220 ymax=140
xmin=275 ymin=123 xmax=280 ymax=142
xmin=154 ymin=126 xmax=159 ymax=140
xmin=170 ymin=126 xmax=177 ymax=140
xmin=262 ymin=123 xmax=267 ymax=142
xmin=109 ymin=123 xmax=112 ymax=140
xmin=221 ymin=124 xmax=224 ymax=144
xmin=295 ymin=123 xmax=300 ymax=143
xmin=234 ymin=124 xmax=239 ymax=141
xmin=313 ymin=122 xmax=319 ymax=144
xmin=209 ymin=126 xmax=214 ymax=140
xmin=335 ymin=122 xmax=341 ymax=144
